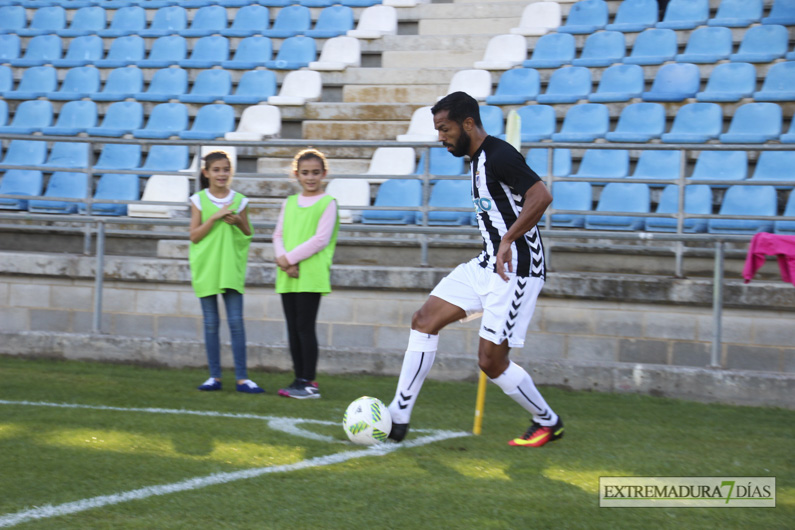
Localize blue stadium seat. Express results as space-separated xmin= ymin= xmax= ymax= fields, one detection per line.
xmin=181 ymin=5 xmax=227 ymax=37
xmin=221 ymin=36 xmax=273 ymax=69
xmin=551 ymin=104 xmax=608 ymax=142
xmin=98 ymin=6 xmax=146 ymax=37
xmin=0 ymin=34 xmax=20 ymax=63
xmin=749 ymin=151 xmax=795 ymax=189
xmin=40 ymin=100 xmax=97 ymax=135
xmin=656 ymin=0 xmax=708 ymax=30
xmin=139 ymin=5 xmax=187 ymax=38
xmin=81 ymin=173 xmax=140 ymax=216
xmin=676 ymin=26 xmax=733 ymax=63
xmin=0 ymin=100 xmax=52 ymax=134
xmin=0 ymin=170 xmax=43 ymax=211
xmin=730 ymin=25 xmax=789 ymax=62
xmin=2 ymin=66 xmax=57 ymax=99
xmin=94 ymin=143 xmax=141 ymax=170
xmin=132 ymin=102 xmax=188 ymax=139
xmin=264 ymin=35 xmax=316 ymax=70
xmin=522 ymin=32 xmax=575 ymax=68
xmin=416 ymin=180 xmax=472 ymax=225
xmin=630 ymin=150 xmax=681 ymax=184
xmin=137 ymin=145 xmax=189 ymax=173
xmin=558 ymin=0 xmax=608 ymax=34
xmin=137 ymin=35 xmax=186 ymax=67
xmin=134 ymin=67 xmax=188 ymax=102
xmin=85 ymin=101 xmax=143 ymax=137
xmin=1 ymin=140 xmax=48 ymax=168
xmin=94 ymin=35 xmax=145 ymax=67
xmin=41 ymin=142 xmax=90 ymax=169
xmin=51 ymin=35 xmax=103 ymax=67
xmin=222 ymin=4 xmax=270 ymax=37
xmin=511 ymin=105 xmax=556 ymax=142
xmin=584 ymin=182 xmax=649 ymax=231
xmin=59 ymin=6 xmax=106 ymax=37
xmin=28 ymin=172 xmax=88 ymax=214
xmin=690 ymin=151 xmax=748 ymax=186
xmin=178 ymin=35 xmax=229 ymax=68
xmin=263 ymin=4 xmax=311 ymax=37
xmin=223 ymin=69 xmax=277 ymax=104
xmin=645 ymin=184 xmax=711 ymax=233
xmin=641 ymin=63 xmax=700 ymax=102
xmin=537 ymin=66 xmax=592 ymax=104
xmin=526 ymin=148 xmax=572 ymax=178
xmin=0 ymin=5 xmax=25 ymax=35
xmin=179 ymin=104 xmax=236 ymax=140
xmin=546 ymin=181 xmax=592 ymax=228
xmin=480 ymin=105 xmax=504 ymax=137
xmin=708 ymin=0 xmax=762 ymax=27
xmin=179 ymin=69 xmax=231 ymax=104
xmin=762 ymin=0 xmax=795 ymax=25
xmin=340 ymin=0 xmax=381 ymax=6
xmin=91 ymin=66 xmax=143 ymax=101
xmin=623 ymin=28 xmax=677 ymax=65
xmin=774 ymin=191 xmax=795 ymax=235
xmin=753 ymin=62 xmax=795 ymax=102
xmin=782 ymin=120 xmax=795 ymax=144
xmin=605 ymin=102 xmax=665 ymax=143
xmin=415 ymin=147 xmax=465 ymax=178
xmin=306 ymin=5 xmax=354 ymax=38
xmin=572 ymin=31 xmax=625 ymax=67
xmin=588 ymin=64 xmax=644 ymax=102
xmin=719 ymin=103 xmax=782 ymax=144
xmin=661 ymin=103 xmax=723 ymax=143
xmin=45 ymin=66 xmax=100 ymax=100
xmin=573 ymin=149 xmax=630 ymax=180
xmin=696 ymin=62 xmax=756 ymax=103
xmin=707 ymin=185 xmax=777 ymax=234
xmin=216 ymin=0 xmax=258 ymax=5
xmin=362 ymin=179 xmax=422 ymax=225
xmin=17 ymin=5 xmax=66 ymax=36
xmin=606 ymin=0 xmax=657 ymax=32
xmin=486 ymin=68 xmax=540 ymax=105
xmin=9 ymin=34 xmax=62 ymax=67
xmin=0 ymin=98 xmax=6 ymax=125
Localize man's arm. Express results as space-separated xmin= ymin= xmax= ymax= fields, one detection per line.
xmin=494 ymin=181 xmax=552 ymax=281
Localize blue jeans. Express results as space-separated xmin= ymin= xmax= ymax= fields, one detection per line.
xmin=199 ymin=289 xmax=247 ymax=381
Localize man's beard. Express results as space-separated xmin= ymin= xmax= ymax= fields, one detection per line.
xmin=447 ymin=132 xmax=470 ymax=158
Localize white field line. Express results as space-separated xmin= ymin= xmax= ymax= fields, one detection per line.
xmin=0 ymin=400 xmax=470 ymax=528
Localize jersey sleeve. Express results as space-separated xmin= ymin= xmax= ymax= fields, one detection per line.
xmin=489 ymin=142 xmax=541 ymax=197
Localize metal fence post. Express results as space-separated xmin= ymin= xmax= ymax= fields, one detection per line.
xmin=674 ymin=148 xmax=687 ymax=278
xmin=92 ymin=220 xmax=105 ymax=333
xmin=710 ymin=241 xmax=724 ymax=368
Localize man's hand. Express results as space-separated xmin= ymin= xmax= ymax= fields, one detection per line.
xmin=495 ymin=238 xmax=514 ymax=282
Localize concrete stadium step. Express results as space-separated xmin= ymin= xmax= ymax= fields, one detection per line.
xmin=256 ymin=157 xmax=372 ymax=176
xmin=381 ymin=49 xmax=483 ymax=69
xmin=342 ymin=84 xmax=448 ymax=104
xmin=302 ymin=120 xmax=411 ymax=140
xmin=417 ymin=1 xmax=528 ymax=35
xmin=304 ymin=102 xmax=424 ymax=121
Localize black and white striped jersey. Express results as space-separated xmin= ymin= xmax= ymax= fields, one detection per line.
xmin=470 ymin=135 xmax=546 ymax=279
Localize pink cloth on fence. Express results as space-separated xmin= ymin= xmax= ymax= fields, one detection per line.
xmin=742 ymin=232 xmax=795 ymax=286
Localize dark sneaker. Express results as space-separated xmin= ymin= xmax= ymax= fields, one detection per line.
xmin=236 ymin=379 xmax=265 ymax=394
xmin=388 ymin=422 xmax=409 ymax=442
xmin=198 ymin=377 xmax=222 ymax=391
xmin=278 ymin=381 xmax=320 ymax=399
xmin=508 ymin=417 xmax=564 ymax=447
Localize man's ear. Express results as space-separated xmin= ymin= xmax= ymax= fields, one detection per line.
xmin=463 ymin=116 xmax=475 ymax=132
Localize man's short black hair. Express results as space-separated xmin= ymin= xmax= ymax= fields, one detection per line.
xmin=431 ymin=91 xmax=483 ymax=128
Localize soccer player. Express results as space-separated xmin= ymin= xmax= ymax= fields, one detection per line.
xmin=387 ymin=91 xmax=563 ymax=447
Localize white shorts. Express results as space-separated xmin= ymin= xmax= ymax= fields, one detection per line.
xmin=430 ymin=258 xmax=544 ymax=348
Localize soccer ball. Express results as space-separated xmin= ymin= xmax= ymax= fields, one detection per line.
xmin=342 ymin=396 xmax=392 ymax=445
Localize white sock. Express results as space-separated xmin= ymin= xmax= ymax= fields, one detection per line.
xmin=388 ymin=330 xmax=438 ymax=424
xmin=491 ymin=361 xmax=558 ymax=426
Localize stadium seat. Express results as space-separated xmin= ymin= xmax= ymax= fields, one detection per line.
xmin=262 ymin=4 xmax=310 ymax=37
xmin=573 ymin=149 xmax=630 ymax=180
xmin=178 ymin=104 xmax=236 ymax=140
xmin=41 ymin=142 xmax=90 ymax=169
xmin=365 ymin=147 xmax=416 ymax=184
xmin=0 ymin=34 xmax=20 ymax=63
xmin=0 ymin=170 xmax=43 ymax=211
xmin=94 ymin=143 xmax=141 ymax=170
xmin=749 ymin=151 xmax=795 ymax=188
xmin=661 ymin=103 xmax=723 ymax=143
xmin=178 ymin=35 xmax=229 ymax=68
xmin=584 ymin=182 xmax=649 ymax=231
xmin=94 ymin=35 xmax=145 ymax=67
xmin=707 ymin=185 xmax=777 ymax=234
xmin=416 ymin=180 xmax=472 ymax=225
xmin=645 ymin=184 xmax=711 ymax=233
xmin=690 ymin=151 xmax=748 ymax=186
xmin=623 ymin=28 xmax=677 ymax=65
xmin=572 ymin=31 xmax=625 ymax=67
xmin=526 ymin=148 xmax=572 ymax=178
xmin=774 ymin=191 xmax=795 ymax=235
xmin=28 ymin=172 xmax=88 ymax=214
xmin=17 ymin=5 xmax=66 ymax=37
xmin=762 ymin=0 xmax=795 ymax=25
xmin=546 ymin=181 xmax=592 ymax=228
xmin=81 ymin=173 xmax=140 ymax=216
xmin=0 ymin=5 xmax=25 ymax=35
xmin=127 ymin=174 xmax=189 ymax=218
xmin=224 ymin=104 xmax=281 ymax=141
xmin=719 ymin=103 xmax=782 ymax=144
xmin=222 ymin=4 xmax=270 ymax=37
xmin=309 ymin=36 xmax=361 ymax=71
xmin=522 ymin=32 xmax=575 ymax=68
xmin=753 ymin=62 xmax=795 ymax=102
xmin=59 ymin=6 xmax=106 ymax=37
xmin=444 ymin=69 xmax=492 ymax=101
xmin=134 ymin=67 xmax=188 ymax=102
xmin=537 ymin=67 xmax=592 ymax=104
xmin=51 ymin=35 xmax=103 ymax=67
xmin=324 ymin=178 xmax=369 ymax=224
xmin=782 ymin=120 xmax=795 ymax=144
xmin=91 ymin=66 xmax=143 ymax=101
xmin=137 ymin=145 xmax=190 ymax=174
xmin=474 ymin=34 xmax=527 ymax=70
xmin=342 ymin=0 xmax=382 ymax=6
xmin=178 ymin=69 xmax=231 ymax=104
xmin=85 ymin=101 xmax=143 ymax=137
xmin=558 ymin=0 xmax=608 ymax=34
xmin=221 ymin=36 xmax=272 ymax=69
xmin=695 ymin=62 xmax=756 ymax=103
xmin=9 ymin=34 xmax=62 ymax=67
xmin=131 ymin=102 xmax=188 ymax=139
xmin=139 ymin=6 xmax=187 ymax=38
xmin=730 ymin=25 xmax=789 ymax=62
xmin=641 ymin=63 xmax=700 ymax=102
xmin=0 ymin=100 xmax=52 ymax=134
xmin=98 ymin=6 xmax=146 ymax=37
xmin=183 ymin=145 xmax=239 ymax=177
xmin=605 ymin=102 xmax=666 ymax=143
xmin=510 ymin=105 xmax=556 ymax=142
xmin=588 ymin=64 xmax=644 ymax=103
xmin=137 ymin=35 xmax=187 ymax=68
xmin=396 ymin=106 xmax=436 ymax=142
xmin=347 ymin=5 xmax=398 ymax=39
xmin=181 ymin=5 xmax=227 ymax=37
xmin=267 ymin=69 xmax=322 ymax=105
xmin=474 ymin=106 xmax=500 ymax=138
xmin=708 ymin=0 xmax=762 ymax=27
xmin=606 ymin=0 xmax=657 ymax=32
xmin=361 ymin=179 xmax=422 ymax=225
xmin=486 ymin=68 xmax=540 ymax=106
xmin=306 ymin=4 xmax=354 ymax=38
xmin=263 ymin=35 xmax=316 ymax=70
xmin=415 ymin=147 xmax=465 ymax=177
xmin=630 ymin=150 xmax=681 ymax=184
xmin=0 ymin=97 xmax=6 ymax=125
xmin=40 ymin=100 xmax=97 ymax=135
xmin=222 ymin=69 xmax=277 ymax=104
xmin=676 ymin=26 xmax=733 ymax=63
xmin=0 ymin=69 xmax=10 ymax=97
xmin=551 ymin=104 xmax=608 ymax=142
xmin=656 ymin=0 xmax=708 ymax=30
xmin=1 ymin=140 xmax=48 ymax=169
xmin=44 ymin=66 xmax=100 ymax=101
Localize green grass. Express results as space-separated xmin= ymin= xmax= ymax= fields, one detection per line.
xmin=0 ymin=355 xmax=793 ymax=529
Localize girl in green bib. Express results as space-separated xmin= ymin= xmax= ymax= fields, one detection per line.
xmin=189 ymin=151 xmax=264 ymax=394
xmin=274 ymin=149 xmax=339 ymax=399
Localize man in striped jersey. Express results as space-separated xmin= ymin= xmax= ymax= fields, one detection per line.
xmin=387 ymin=92 xmax=563 ymax=447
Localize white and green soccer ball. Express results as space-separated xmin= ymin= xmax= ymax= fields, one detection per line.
xmin=342 ymin=396 xmax=392 ymax=445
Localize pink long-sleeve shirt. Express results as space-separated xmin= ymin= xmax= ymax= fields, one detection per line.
xmin=273 ymin=193 xmax=337 ymax=266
